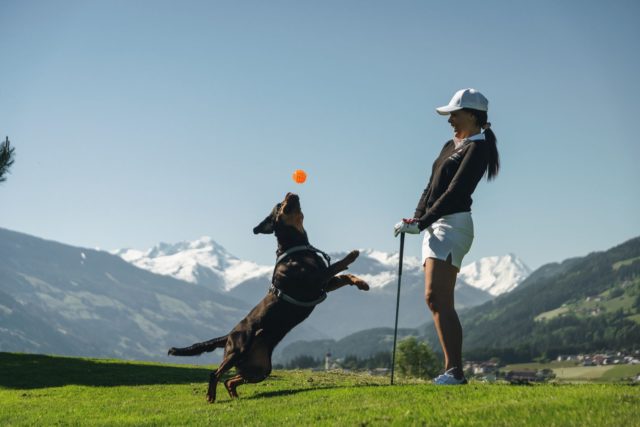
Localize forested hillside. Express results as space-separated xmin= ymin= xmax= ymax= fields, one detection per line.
xmin=443 ymin=237 xmax=640 ymax=362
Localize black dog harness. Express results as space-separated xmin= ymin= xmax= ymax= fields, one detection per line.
xmin=269 ymin=245 xmax=331 ymax=307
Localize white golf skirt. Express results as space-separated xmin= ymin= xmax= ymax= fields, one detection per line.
xmin=422 ymin=211 xmax=474 ymax=270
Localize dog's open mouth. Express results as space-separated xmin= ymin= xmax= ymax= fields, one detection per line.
xmin=282 ymin=193 xmax=300 ymax=214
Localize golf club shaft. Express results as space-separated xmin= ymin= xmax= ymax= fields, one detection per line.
xmin=390 ymin=232 xmax=405 ymax=385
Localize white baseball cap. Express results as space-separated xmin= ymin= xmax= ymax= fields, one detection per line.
xmin=436 ymin=88 xmax=488 ymax=115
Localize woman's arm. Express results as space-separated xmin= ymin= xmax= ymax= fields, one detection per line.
xmin=417 ymin=141 xmax=487 ymax=230
xmin=413 ymin=176 xmax=432 ymax=220
xmin=413 ymin=141 xmax=450 ymax=219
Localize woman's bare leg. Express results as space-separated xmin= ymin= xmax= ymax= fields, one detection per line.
xmin=424 ymin=257 xmax=463 ymax=378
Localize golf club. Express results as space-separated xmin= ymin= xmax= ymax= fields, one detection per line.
xmin=390 ymin=232 xmax=405 ymax=385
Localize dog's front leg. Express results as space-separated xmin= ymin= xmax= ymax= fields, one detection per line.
xmin=325 ymin=275 xmax=350 ymax=292
xmin=326 ymin=250 xmax=360 ymax=277
xmin=325 ymin=274 xmax=369 ymax=292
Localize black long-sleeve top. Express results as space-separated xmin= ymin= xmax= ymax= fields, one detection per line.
xmin=413 ymin=137 xmax=489 ymax=231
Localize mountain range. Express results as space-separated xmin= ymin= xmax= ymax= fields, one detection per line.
xmin=112 ymin=237 xmax=272 ymax=293
xmin=111 ymin=238 xmax=531 ymax=341
xmin=0 ymin=228 xmax=322 ymax=363
xmin=113 ymin=238 xmax=529 ymax=298
xmin=0 ymin=227 xmax=530 ymax=363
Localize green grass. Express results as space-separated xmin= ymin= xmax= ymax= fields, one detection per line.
xmin=1 ymin=353 xmax=639 ymax=426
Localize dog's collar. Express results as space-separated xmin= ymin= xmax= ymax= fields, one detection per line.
xmin=275 ymin=245 xmax=331 ymax=267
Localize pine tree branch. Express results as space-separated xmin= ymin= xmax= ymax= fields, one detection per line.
xmin=0 ymin=136 xmax=16 ymax=183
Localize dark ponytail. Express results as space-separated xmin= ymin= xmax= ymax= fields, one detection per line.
xmin=463 ymin=108 xmax=500 ymax=180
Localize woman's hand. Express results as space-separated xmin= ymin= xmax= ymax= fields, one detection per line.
xmin=393 ymin=218 xmax=420 ymax=237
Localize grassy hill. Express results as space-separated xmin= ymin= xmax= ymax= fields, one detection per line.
xmin=535 ymin=276 xmax=640 ymax=323
xmin=1 ymin=352 xmax=639 ymax=426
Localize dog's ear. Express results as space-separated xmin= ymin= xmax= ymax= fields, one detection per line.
xmin=253 ymin=215 xmax=274 ymax=234
xmin=253 ymin=204 xmax=280 ymax=234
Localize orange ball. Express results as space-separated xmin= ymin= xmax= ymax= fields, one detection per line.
xmin=292 ymin=169 xmax=307 ymax=184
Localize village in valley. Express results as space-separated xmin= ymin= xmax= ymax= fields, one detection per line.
xmin=313 ymin=350 xmax=640 ymax=384
xmin=463 ymin=350 xmax=640 ymax=384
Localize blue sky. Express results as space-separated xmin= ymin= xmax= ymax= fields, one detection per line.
xmin=1 ymin=0 xmax=639 ymax=270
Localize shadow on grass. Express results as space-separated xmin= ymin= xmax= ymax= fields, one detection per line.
xmin=0 ymin=352 xmax=214 ymax=390
xmin=246 ymin=385 xmax=341 ymax=400
xmin=246 ymin=383 xmax=384 ymax=400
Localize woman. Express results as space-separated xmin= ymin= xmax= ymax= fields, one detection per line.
xmin=394 ymin=88 xmax=499 ymax=385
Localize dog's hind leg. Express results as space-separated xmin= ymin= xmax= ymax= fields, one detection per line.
xmin=225 ymin=335 xmax=272 ymax=399
xmin=224 ymin=375 xmax=244 ymax=398
xmin=207 ymin=352 xmax=241 ymax=403
xmin=224 ymin=371 xmax=270 ymax=399
xmin=207 ymin=372 xmax=219 ymax=403
xmin=207 ymin=328 xmax=256 ymax=403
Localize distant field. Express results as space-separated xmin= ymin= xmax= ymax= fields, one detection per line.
xmin=1 ymin=353 xmax=639 ymax=426
xmin=554 ymin=366 xmax=616 ymax=380
xmin=503 ymin=361 xmax=581 ymax=370
xmin=613 ymin=256 xmax=640 ymax=270
xmin=534 ymin=306 xmax=570 ymax=321
xmin=628 ymin=313 xmax=640 ymax=323
xmin=504 ymin=362 xmax=640 ymax=383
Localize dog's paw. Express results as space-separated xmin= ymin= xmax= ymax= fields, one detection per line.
xmin=206 ymin=386 xmax=217 ymax=403
xmin=344 ymin=250 xmax=359 ymax=264
xmin=343 ymin=274 xmax=369 ymax=291
xmin=353 ymin=278 xmax=370 ymax=291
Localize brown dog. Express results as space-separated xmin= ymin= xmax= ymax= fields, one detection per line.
xmin=168 ymin=192 xmax=369 ymax=403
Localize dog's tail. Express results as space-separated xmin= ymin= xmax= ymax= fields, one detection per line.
xmin=168 ymin=335 xmax=228 ymax=357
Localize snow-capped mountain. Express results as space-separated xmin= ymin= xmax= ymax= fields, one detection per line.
xmin=0 ymin=228 xmax=531 ymax=363
xmin=112 ymin=238 xmax=530 ymax=341
xmin=113 ymin=238 xmax=529 ymax=297
xmin=459 ymin=254 xmax=532 ymax=296
xmin=112 ymin=237 xmax=271 ymax=292
xmin=0 ymin=228 xmax=326 ymax=363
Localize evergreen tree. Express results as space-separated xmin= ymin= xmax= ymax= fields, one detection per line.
xmin=0 ymin=137 xmax=15 ymax=183
xmin=396 ymin=337 xmax=440 ymax=379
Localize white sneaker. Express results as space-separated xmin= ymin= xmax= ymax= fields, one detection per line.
xmin=433 ymin=368 xmax=468 ymax=385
